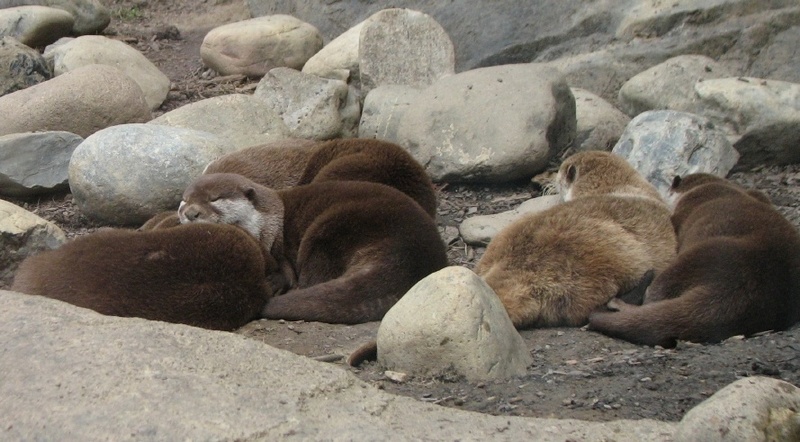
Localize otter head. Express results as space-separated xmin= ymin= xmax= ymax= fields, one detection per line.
xmin=557 ymin=151 xmax=661 ymax=202
xmin=179 ymin=173 xmax=270 ymax=242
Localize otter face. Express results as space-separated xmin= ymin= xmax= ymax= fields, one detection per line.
xmin=179 ymin=174 xmax=265 ymax=241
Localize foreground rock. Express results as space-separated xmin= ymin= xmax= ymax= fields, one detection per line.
xmin=378 ymin=266 xmax=532 ymax=381
xmin=0 ymin=289 xmax=677 ymax=440
xmin=0 ymin=131 xmax=82 ymax=197
xmin=0 ymin=64 xmax=150 ymax=138
xmin=0 ymin=201 xmax=65 ymax=286
xmin=69 ymin=124 xmax=227 ymax=225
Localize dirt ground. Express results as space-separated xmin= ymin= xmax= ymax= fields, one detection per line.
xmin=6 ymin=0 xmax=800 ymax=423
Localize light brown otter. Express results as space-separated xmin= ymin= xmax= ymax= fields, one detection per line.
xmin=589 ymin=173 xmax=800 ymax=347
xmin=474 ymin=151 xmax=677 ymax=328
xmin=203 ymin=137 xmax=438 ymax=218
xmin=11 ymin=223 xmax=273 ymax=331
xmin=179 ymin=172 xmax=448 ymax=324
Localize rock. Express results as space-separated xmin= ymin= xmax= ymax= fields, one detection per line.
xmin=693 ymin=77 xmax=800 ymax=170
xmin=0 ymin=200 xmax=65 ymax=287
xmin=459 ymin=195 xmax=563 ymax=246
xmin=397 ymin=63 xmax=575 ymax=183
xmin=377 ymin=266 xmax=532 ymax=382
xmin=358 ymin=8 xmax=455 ymax=96
xmin=44 ymin=35 xmax=170 ymax=111
xmin=750 ymin=25 xmax=800 ymax=84
xmin=618 ymin=54 xmax=735 ymax=117
xmin=358 ymin=85 xmax=421 ymax=141
xmin=68 ymin=124 xmax=228 ymax=225
xmin=0 ymin=131 xmax=82 ymax=197
xmin=0 ymin=0 xmax=111 ymax=34
xmin=0 ymin=36 xmax=50 ymax=96
xmin=0 ymin=289 xmax=676 ymax=440
xmin=253 ymin=67 xmax=358 ymax=139
xmin=675 ymin=377 xmax=800 ymax=442
xmin=612 ymin=110 xmax=740 ymax=195
xmin=572 ymin=87 xmax=630 ymax=152
xmin=200 ymin=15 xmax=323 ymax=77
xmin=0 ymin=5 xmax=73 ymax=47
xmin=0 ymin=64 xmax=151 ymax=138
xmin=301 ymin=18 xmax=372 ymax=85
xmin=150 ymin=94 xmax=290 ymax=150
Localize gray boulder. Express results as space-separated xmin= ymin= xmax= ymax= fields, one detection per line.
xmin=0 ymin=131 xmax=82 ymax=197
xmin=358 ymin=8 xmax=455 ymax=96
xmin=0 ymin=5 xmax=73 ymax=47
xmin=358 ymin=85 xmax=421 ymax=141
xmin=69 ymin=124 xmax=228 ymax=226
xmin=572 ymin=87 xmax=630 ymax=152
xmin=200 ymin=15 xmax=323 ymax=77
xmin=301 ymin=18 xmax=373 ymax=85
xmin=0 ymin=200 xmax=65 ymax=287
xmin=0 ymin=289 xmax=677 ymax=440
xmin=750 ymin=25 xmax=800 ymax=84
xmin=377 ymin=266 xmax=533 ymax=382
xmin=612 ymin=110 xmax=740 ymax=195
xmin=253 ymin=67 xmax=359 ymax=139
xmin=0 ymin=64 xmax=151 ymax=138
xmin=44 ymin=35 xmax=171 ymax=111
xmin=617 ymin=54 xmax=735 ymax=117
xmin=150 ymin=94 xmax=291 ymax=150
xmin=693 ymin=77 xmax=800 ymax=170
xmin=675 ymin=377 xmax=800 ymax=442
xmin=0 ymin=0 xmax=110 ymax=34
xmin=397 ymin=63 xmax=575 ymax=183
xmin=0 ymin=36 xmax=50 ymax=96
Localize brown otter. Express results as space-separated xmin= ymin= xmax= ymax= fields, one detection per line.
xmin=203 ymin=138 xmax=437 ymax=218
xmin=179 ymin=172 xmax=448 ymax=324
xmin=138 ymin=210 xmax=181 ymax=230
xmin=474 ymin=151 xmax=677 ymax=328
xmin=589 ymin=173 xmax=800 ymax=347
xmin=11 ymin=223 xmax=273 ymax=331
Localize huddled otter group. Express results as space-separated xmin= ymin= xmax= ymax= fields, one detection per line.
xmin=10 ymin=139 xmax=800 ymax=346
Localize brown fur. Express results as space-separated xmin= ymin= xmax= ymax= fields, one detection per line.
xmin=203 ymin=138 xmax=437 ymax=218
xmin=474 ymin=151 xmax=676 ymax=328
xmin=589 ymin=174 xmax=800 ymax=347
xmin=180 ymin=173 xmax=448 ymax=324
xmin=11 ymin=223 xmax=273 ymax=331
xmin=138 ymin=211 xmax=181 ymax=230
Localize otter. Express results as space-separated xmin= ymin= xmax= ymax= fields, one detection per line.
xmin=203 ymin=137 xmax=437 ymax=218
xmin=179 ymin=172 xmax=448 ymax=324
xmin=138 ymin=210 xmax=181 ymax=230
xmin=474 ymin=151 xmax=677 ymax=328
xmin=11 ymin=223 xmax=273 ymax=331
xmin=589 ymin=173 xmax=800 ymax=347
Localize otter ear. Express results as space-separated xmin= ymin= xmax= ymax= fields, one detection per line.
xmin=244 ymin=187 xmax=257 ymax=201
xmin=565 ymin=165 xmax=577 ymax=184
xmin=671 ymin=175 xmax=682 ymax=190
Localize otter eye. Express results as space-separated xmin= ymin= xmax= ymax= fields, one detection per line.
xmin=566 ymin=165 xmax=577 ymax=184
xmin=671 ymin=175 xmax=682 ymax=189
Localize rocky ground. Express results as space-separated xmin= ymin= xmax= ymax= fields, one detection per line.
xmin=5 ymin=0 xmax=800 ymax=424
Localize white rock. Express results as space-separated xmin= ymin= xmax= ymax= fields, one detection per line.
xmin=69 ymin=124 xmax=228 ymax=225
xmin=572 ymin=87 xmax=630 ymax=151
xmin=618 ymin=54 xmax=735 ymax=117
xmin=358 ymin=8 xmax=455 ymax=96
xmin=397 ymin=63 xmax=575 ymax=183
xmin=150 ymin=94 xmax=290 ymax=150
xmin=377 ymin=266 xmax=532 ymax=382
xmin=0 ymin=200 xmax=65 ymax=286
xmin=0 ymin=5 xmax=72 ymax=47
xmin=693 ymin=77 xmax=800 ymax=169
xmin=612 ymin=110 xmax=739 ymax=195
xmin=0 ymin=36 xmax=50 ymax=96
xmin=0 ymin=131 xmax=82 ymax=197
xmin=675 ymin=377 xmax=800 ymax=442
xmin=200 ymin=15 xmax=323 ymax=77
xmin=358 ymin=85 xmax=421 ymax=141
xmin=0 ymin=64 xmax=151 ymax=138
xmin=253 ymin=67 xmax=358 ymax=139
xmin=44 ymin=35 xmax=170 ymax=111
xmin=459 ymin=195 xmax=563 ymax=246
xmin=302 ymin=19 xmax=372 ymax=84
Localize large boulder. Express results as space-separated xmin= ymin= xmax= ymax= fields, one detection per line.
xmin=396 ymin=63 xmax=575 ymax=183
xmin=0 ymin=64 xmax=151 ymax=138
xmin=0 ymin=5 xmax=73 ymax=47
xmin=69 ymin=124 xmax=228 ymax=225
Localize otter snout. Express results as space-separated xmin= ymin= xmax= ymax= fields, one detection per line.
xmin=178 ymin=201 xmax=213 ymax=224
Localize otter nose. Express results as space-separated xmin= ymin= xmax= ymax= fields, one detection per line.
xmin=180 ymin=205 xmax=201 ymax=222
